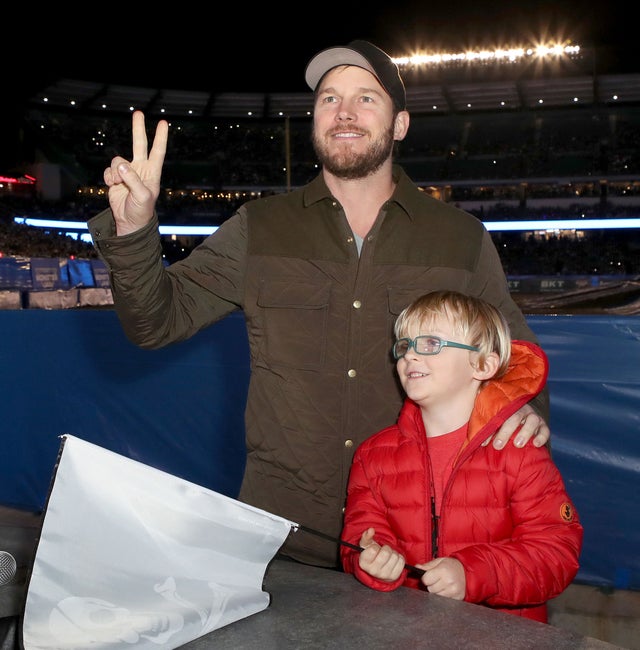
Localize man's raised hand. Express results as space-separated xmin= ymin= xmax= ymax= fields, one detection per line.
xmin=103 ymin=111 xmax=168 ymax=236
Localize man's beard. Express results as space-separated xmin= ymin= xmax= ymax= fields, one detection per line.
xmin=312 ymin=123 xmax=395 ymax=180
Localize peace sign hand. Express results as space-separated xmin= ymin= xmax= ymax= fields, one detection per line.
xmin=103 ymin=111 xmax=168 ymax=236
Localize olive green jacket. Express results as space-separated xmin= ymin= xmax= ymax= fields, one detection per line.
xmin=88 ymin=165 xmax=548 ymax=567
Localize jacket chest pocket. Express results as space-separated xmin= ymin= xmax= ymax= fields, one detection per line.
xmin=387 ymin=286 xmax=435 ymax=327
xmin=257 ymin=280 xmax=331 ymax=369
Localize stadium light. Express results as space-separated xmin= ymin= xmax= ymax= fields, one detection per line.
xmin=14 ymin=216 xmax=640 ymax=239
xmin=393 ymin=43 xmax=581 ymax=69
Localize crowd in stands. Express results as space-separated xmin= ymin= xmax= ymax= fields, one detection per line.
xmin=494 ymin=230 xmax=638 ymax=275
xmin=0 ymin=215 xmax=98 ymax=260
xmin=2 ymin=101 xmax=640 ymax=276
xmin=20 ymin=103 xmax=640 ymax=189
xmin=1 ymin=191 xmax=639 ymax=275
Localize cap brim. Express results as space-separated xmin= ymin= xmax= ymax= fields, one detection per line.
xmin=305 ymin=47 xmax=377 ymax=91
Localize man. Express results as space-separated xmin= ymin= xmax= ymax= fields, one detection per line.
xmin=88 ymin=40 xmax=550 ymax=568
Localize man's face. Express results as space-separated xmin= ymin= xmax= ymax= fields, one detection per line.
xmin=311 ymin=65 xmax=398 ymax=180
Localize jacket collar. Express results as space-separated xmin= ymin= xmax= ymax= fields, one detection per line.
xmin=302 ymin=164 xmax=421 ymax=220
xmin=468 ymin=340 xmax=548 ymax=441
xmin=398 ymin=341 xmax=548 ymax=446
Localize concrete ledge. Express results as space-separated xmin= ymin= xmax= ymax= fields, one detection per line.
xmin=0 ymin=292 xmax=21 ymax=310
xmin=26 ymin=290 xmax=79 ymax=310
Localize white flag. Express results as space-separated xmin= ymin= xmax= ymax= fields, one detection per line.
xmin=22 ymin=435 xmax=295 ymax=649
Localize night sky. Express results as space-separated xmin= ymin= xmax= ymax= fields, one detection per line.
xmin=5 ymin=0 xmax=635 ymax=97
xmin=0 ymin=0 xmax=635 ymax=169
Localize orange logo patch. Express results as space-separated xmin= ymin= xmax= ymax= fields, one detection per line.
xmin=560 ymin=502 xmax=575 ymax=522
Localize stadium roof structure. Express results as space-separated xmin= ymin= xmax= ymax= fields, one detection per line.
xmin=29 ymin=72 xmax=640 ymax=119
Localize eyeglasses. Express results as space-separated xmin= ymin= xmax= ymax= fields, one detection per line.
xmin=392 ymin=335 xmax=479 ymax=360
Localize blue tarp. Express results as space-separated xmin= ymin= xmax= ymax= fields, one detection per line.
xmin=0 ymin=257 xmax=108 ymax=291
xmin=0 ymin=257 xmax=33 ymax=290
xmin=90 ymin=258 xmax=111 ymax=288
xmin=0 ymin=310 xmax=638 ymax=590
xmin=30 ymin=258 xmax=67 ymax=290
xmin=66 ymin=258 xmax=95 ymax=288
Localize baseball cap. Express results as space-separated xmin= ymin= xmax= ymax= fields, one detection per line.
xmin=304 ymin=40 xmax=407 ymax=111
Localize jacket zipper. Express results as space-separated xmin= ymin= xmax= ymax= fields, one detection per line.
xmin=431 ymin=494 xmax=439 ymax=558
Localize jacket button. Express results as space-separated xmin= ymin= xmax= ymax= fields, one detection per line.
xmin=347 ymin=369 xmax=356 ymax=378
xmin=353 ymin=300 xmax=361 ymax=309
xmin=344 ymin=440 xmax=354 ymax=448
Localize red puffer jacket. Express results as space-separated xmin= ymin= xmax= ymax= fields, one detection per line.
xmin=341 ymin=340 xmax=583 ymax=622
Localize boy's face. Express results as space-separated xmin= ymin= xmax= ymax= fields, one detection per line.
xmin=396 ymin=314 xmax=480 ymax=410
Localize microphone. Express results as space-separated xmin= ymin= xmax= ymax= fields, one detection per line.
xmin=0 ymin=551 xmax=17 ymax=586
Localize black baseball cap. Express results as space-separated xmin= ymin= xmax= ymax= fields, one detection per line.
xmin=305 ymin=40 xmax=407 ymax=111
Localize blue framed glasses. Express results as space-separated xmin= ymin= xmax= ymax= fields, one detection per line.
xmin=392 ymin=335 xmax=479 ymax=360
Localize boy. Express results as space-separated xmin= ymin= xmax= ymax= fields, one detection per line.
xmin=340 ymin=290 xmax=583 ymax=622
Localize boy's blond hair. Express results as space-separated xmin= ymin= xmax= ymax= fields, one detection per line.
xmin=394 ymin=290 xmax=512 ymax=376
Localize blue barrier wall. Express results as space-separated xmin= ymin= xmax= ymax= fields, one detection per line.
xmin=0 ymin=310 xmax=638 ymax=590
xmin=0 ymin=310 xmax=249 ymax=509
